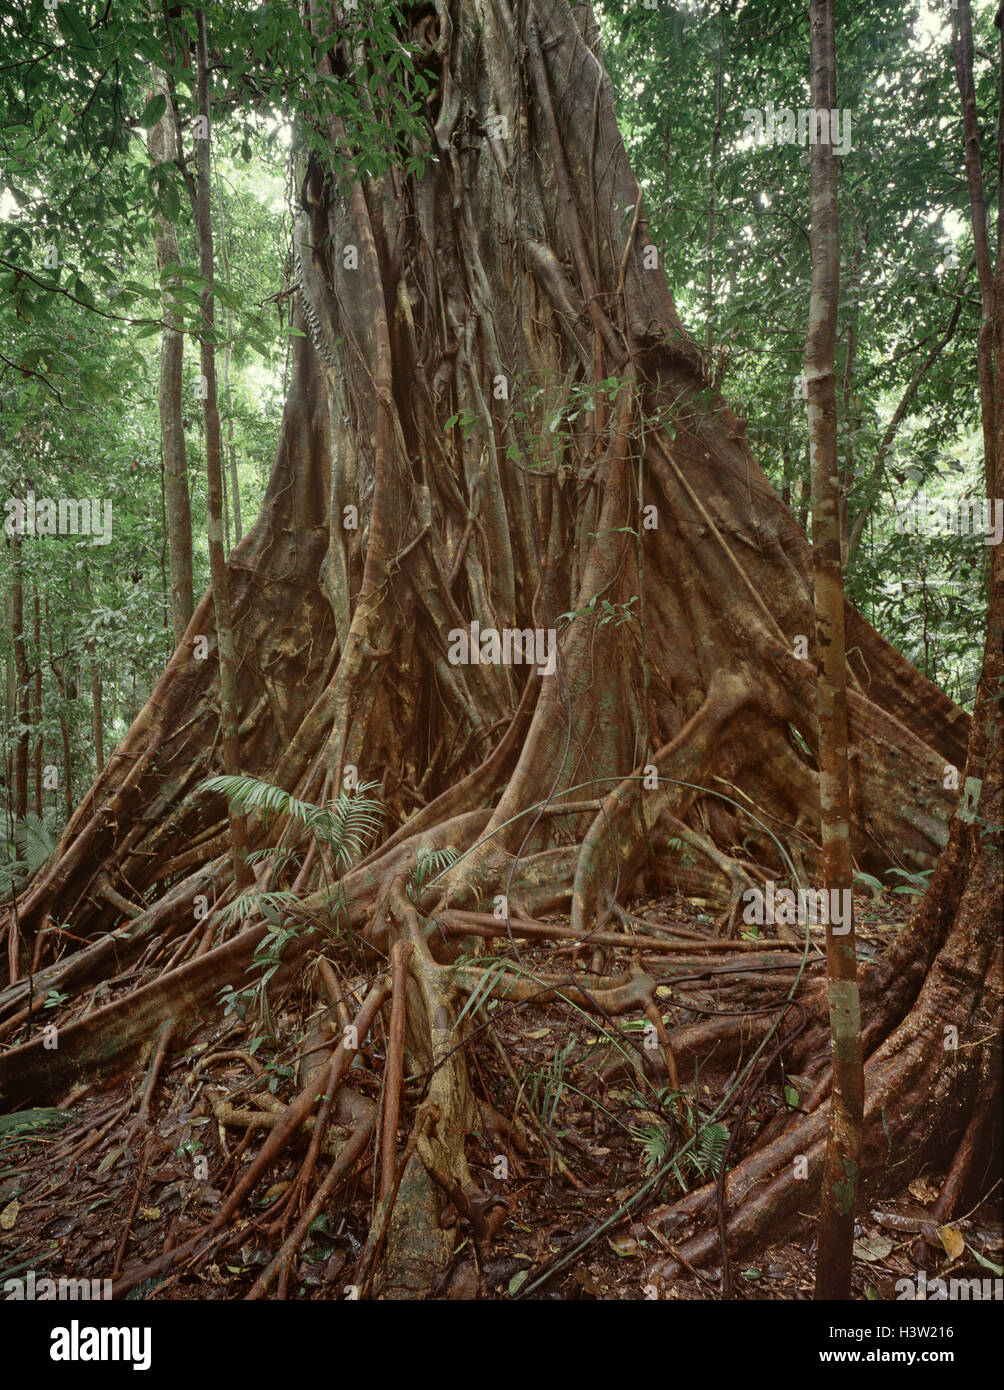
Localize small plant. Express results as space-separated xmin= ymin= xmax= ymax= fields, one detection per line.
xmin=630 ymin=1093 xmax=729 ymax=1194
xmin=853 ymin=869 xmax=884 ymax=901
xmin=407 ymin=845 xmax=459 ymax=899
xmin=198 ymin=774 xmax=383 ymax=872
xmin=885 ymin=866 xmax=934 ymax=898
xmin=557 ymin=594 xmax=639 ymax=629
xmin=665 ymin=836 xmax=696 ymax=870
xmin=443 ymin=409 xmax=480 ymax=439
xmin=525 ymin=1036 xmax=577 ymax=1132
xmin=0 ymin=811 xmax=57 ymax=892
xmin=199 ymin=774 xmax=385 ymax=1030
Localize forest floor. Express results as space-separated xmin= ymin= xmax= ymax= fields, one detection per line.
xmin=2 ymin=888 xmax=1000 ymax=1301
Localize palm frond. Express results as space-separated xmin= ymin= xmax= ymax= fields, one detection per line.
xmin=197 ymin=774 xmax=383 ymax=870
xmin=14 ymin=812 xmax=56 ymax=873
xmin=407 ymin=845 xmax=459 ymax=897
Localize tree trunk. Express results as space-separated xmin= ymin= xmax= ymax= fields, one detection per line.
xmin=215 ymin=160 xmax=242 ymax=548
xmin=83 ymin=571 xmax=103 ymax=778
xmin=147 ymin=64 xmax=195 ymax=650
xmin=9 ymin=489 xmax=30 ymax=821
xmin=44 ymin=601 xmax=74 ymax=823
xmin=32 ymin=582 xmax=42 ymax=817
xmin=804 ymin=0 xmax=863 ymax=1302
xmin=952 ymin=0 xmax=996 ymax=469
xmin=0 ymin=0 xmax=994 ymax=1302
xmin=186 ymin=7 xmax=250 ymax=886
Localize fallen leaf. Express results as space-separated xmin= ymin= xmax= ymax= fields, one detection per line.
xmin=966 ymin=1243 xmax=1003 ymax=1276
xmin=0 ymin=1198 xmax=18 ymax=1230
xmin=852 ymin=1235 xmax=894 ymax=1262
xmin=908 ymin=1176 xmax=939 ymax=1205
xmin=940 ymin=1225 xmax=965 ymax=1261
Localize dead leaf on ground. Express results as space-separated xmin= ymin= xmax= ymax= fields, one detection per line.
xmin=908 ymin=1176 xmax=940 ymax=1205
xmin=940 ymin=1225 xmax=965 ymax=1261
xmin=852 ymin=1235 xmax=894 ymax=1262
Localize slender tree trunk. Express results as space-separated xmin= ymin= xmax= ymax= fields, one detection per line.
xmin=83 ymin=569 xmax=103 ymax=777
xmin=805 ymin=0 xmax=863 ymax=1302
xmin=215 ymin=159 xmax=242 ymax=547
xmin=952 ymin=0 xmax=996 ymax=473
xmin=223 ymin=322 xmax=240 ymax=547
xmin=10 ymin=493 xmax=30 ymax=821
xmin=32 ymin=583 xmax=42 ymax=817
xmin=89 ymin=656 xmax=104 ymax=780
xmin=704 ymin=18 xmax=723 ymax=365
xmin=147 ymin=64 xmax=195 ymax=650
xmin=838 ymin=231 xmax=864 ymax=565
xmin=188 ymin=7 xmax=250 ymax=885
xmin=44 ymin=601 xmax=74 ymax=822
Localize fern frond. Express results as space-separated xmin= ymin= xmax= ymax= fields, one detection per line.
xmin=14 ymin=812 xmax=56 ymax=874
xmin=693 ymin=1121 xmax=729 ymax=1176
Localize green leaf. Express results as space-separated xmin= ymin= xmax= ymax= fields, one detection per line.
xmin=507 ymin=1268 xmax=529 ymax=1295
xmin=0 ymin=1108 xmax=75 ymax=1136
xmin=56 ymin=5 xmax=95 ymax=49
xmin=965 ymin=1243 xmax=1003 ymax=1276
xmin=138 ymin=95 xmax=168 ymax=131
xmin=853 ymin=870 xmax=884 ymax=899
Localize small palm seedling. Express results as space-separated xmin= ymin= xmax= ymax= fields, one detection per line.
xmin=407 ymin=844 xmax=459 ymax=900
xmin=0 ymin=812 xmax=57 ymax=893
xmin=197 ymin=774 xmax=384 ymax=1034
